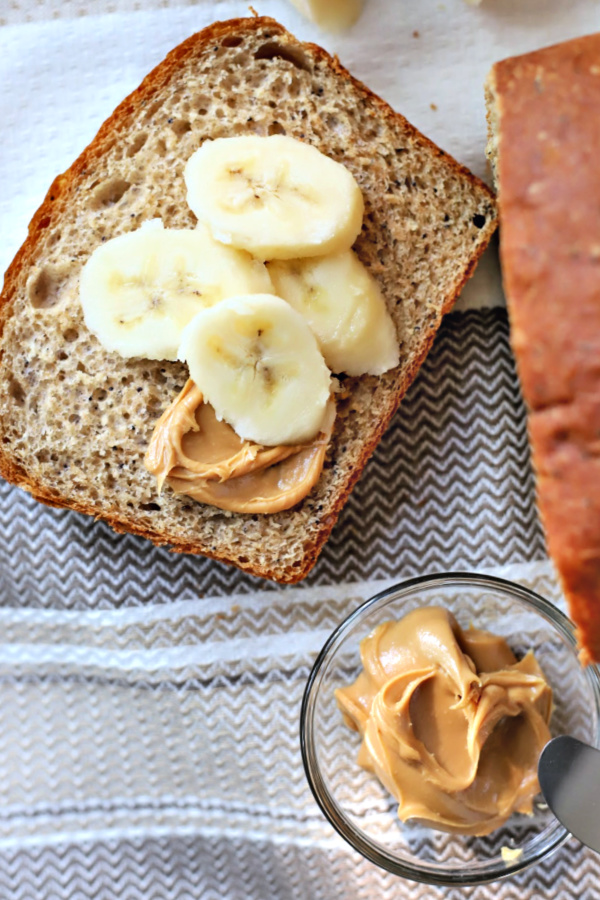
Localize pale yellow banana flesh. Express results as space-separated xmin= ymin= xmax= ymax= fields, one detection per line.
xmin=79 ymin=219 xmax=273 ymax=360
xmin=78 ymin=134 xmax=401 ymax=458
xmin=184 ymin=135 xmax=364 ymax=261
xmin=178 ymin=294 xmax=332 ymax=446
xmin=289 ymin=0 xmax=363 ymax=31
xmin=268 ymin=251 xmax=399 ymax=376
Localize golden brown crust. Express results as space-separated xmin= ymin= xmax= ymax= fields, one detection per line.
xmin=0 ymin=16 xmax=497 ymax=583
xmin=489 ymin=34 xmax=600 ymax=662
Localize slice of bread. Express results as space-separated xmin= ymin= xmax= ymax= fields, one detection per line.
xmin=0 ymin=16 xmax=496 ymax=584
xmin=485 ymin=34 xmax=600 ymax=663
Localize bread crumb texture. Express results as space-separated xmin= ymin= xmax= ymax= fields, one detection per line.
xmin=0 ymin=17 xmax=496 ymax=582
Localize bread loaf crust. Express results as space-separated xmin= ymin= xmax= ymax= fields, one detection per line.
xmin=0 ymin=16 xmax=497 ymax=583
xmin=486 ymin=34 xmax=600 ymax=662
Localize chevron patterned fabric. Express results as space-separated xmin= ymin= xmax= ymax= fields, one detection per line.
xmin=0 ymin=309 xmax=545 ymax=610
xmin=0 ymin=308 xmax=594 ymax=899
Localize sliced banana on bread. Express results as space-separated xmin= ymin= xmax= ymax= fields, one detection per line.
xmin=79 ymin=219 xmax=273 ymax=360
xmin=0 ymin=17 xmax=497 ymax=583
xmin=268 ymin=251 xmax=399 ymax=376
xmin=185 ymin=134 xmax=364 ymax=261
xmin=179 ymin=294 xmax=332 ymax=447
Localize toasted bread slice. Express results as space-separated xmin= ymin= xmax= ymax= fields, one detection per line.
xmin=0 ymin=16 xmax=496 ymax=583
xmin=486 ymin=34 xmax=600 ymax=662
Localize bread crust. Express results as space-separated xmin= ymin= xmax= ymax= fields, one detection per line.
xmin=487 ymin=34 xmax=600 ymax=661
xmin=0 ymin=16 xmax=497 ymax=583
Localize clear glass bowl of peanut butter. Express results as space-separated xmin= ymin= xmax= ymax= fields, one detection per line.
xmin=300 ymin=572 xmax=600 ymax=886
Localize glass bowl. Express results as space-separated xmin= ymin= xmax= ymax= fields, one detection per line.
xmin=300 ymin=572 xmax=600 ymax=886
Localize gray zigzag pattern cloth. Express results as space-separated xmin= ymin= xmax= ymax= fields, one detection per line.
xmin=0 ymin=308 xmax=592 ymax=900
xmin=0 ymin=308 xmax=544 ymax=610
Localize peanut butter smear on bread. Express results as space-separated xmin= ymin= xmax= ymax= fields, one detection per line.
xmin=145 ymin=380 xmax=336 ymax=514
xmin=335 ymin=607 xmax=552 ymax=836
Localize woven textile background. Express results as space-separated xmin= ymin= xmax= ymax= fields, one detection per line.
xmin=0 ymin=309 xmax=543 ymax=608
xmin=2 ymin=0 xmax=600 ymax=897
xmin=0 ymin=309 xmax=596 ymax=900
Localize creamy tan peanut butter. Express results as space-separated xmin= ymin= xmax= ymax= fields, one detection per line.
xmin=335 ymin=607 xmax=552 ymax=836
xmin=144 ymin=379 xmax=335 ymax=513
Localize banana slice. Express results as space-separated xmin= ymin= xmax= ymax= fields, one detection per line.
xmin=184 ymin=135 xmax=364 ymax=261
xmin=79 ymin=219 xmax=273 ymax=360
xmin=268 ymin=251 xmax=399 ymax=376
xmin=289 ymin=0 xmax=363 ymax=31
xmin=178 ymin=294 xmax=332 ymax=446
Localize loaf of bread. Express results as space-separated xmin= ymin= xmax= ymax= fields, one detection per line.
xmin=486 ymin=34 xmax=600 ymax=662
xmin=0 ymin=16 xmax=496 ymax=583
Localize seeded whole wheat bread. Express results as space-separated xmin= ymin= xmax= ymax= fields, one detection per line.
xmin=0 ymin=16 xmax=497 ymax=584
xmin=485 ymin=34 xmax=600 ymax=662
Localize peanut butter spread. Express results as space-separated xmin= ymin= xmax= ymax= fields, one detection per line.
xmin=335 ymin=607 xmax=552 ymax=836
xmin=144 ymin=379 xmax=336 ymax=513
